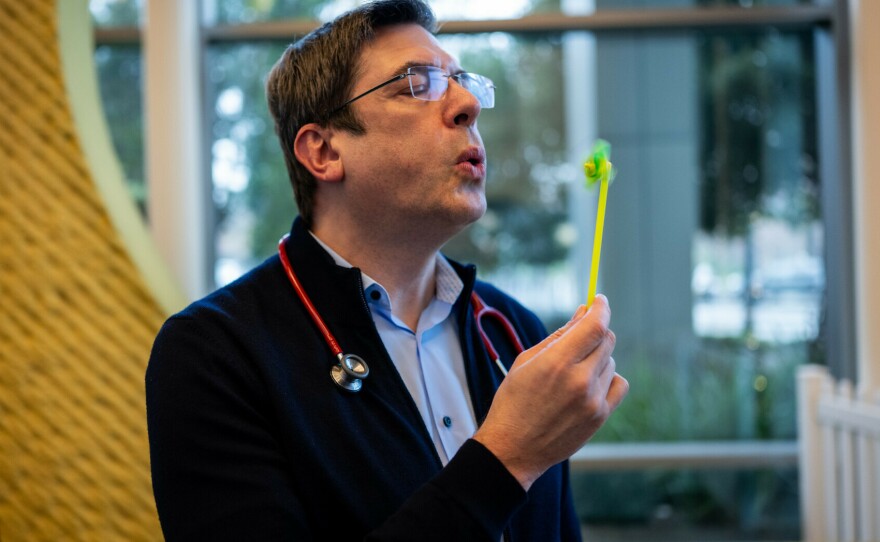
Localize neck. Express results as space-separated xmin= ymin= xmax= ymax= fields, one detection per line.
xmin=311 ymin=220 xmax=440 ymax=331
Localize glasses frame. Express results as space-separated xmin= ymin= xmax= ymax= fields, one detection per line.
xmin=326 ymin=65 xmax=495 ymax=118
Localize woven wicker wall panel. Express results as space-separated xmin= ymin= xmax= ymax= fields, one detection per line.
xmin=0 ymin=1 xmax=166 ymax=539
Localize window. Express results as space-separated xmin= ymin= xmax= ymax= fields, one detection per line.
xmin=90 ymin=0 xmax=145 ymax=212
xmin=208 ymin=41 xmax=292 ymax=284
xmin=94 ymin=1 xmax=846 ymax=539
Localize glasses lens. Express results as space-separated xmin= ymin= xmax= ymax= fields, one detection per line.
xmin=408 ymin=66 xmax=448 ymax=101
xmin=461 ymin=73 xmax=495 ymax=109
xmin=407 ymin=67 xmax=495 ymax=108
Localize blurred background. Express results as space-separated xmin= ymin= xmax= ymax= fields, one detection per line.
xmin=89 ymin=0 xmax=860 ymax=539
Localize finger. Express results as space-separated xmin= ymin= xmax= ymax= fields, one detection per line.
xmin=575 ymin=352 xmax=616 ymax=396
xmin=569 ymin=325 xmax=616 ymax=381
xmin=597 ymin=355 xmax=616 ymax=379
xmin=510 ymin=303 xmax=589 ymax=368
xmin=586 ymin=294 xmax=611 ymax=328
xmin=551 ymin=294 xmax=612 ymax=360
xmin=606 ymin=373 xmax=629 ymax=410
xmin=522 ymin=295 xmax=612 ymax=369
xmin=597 ymin=356 xmax=617 ymax=390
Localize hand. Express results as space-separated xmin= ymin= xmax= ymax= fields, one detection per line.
xmin=473 ymin=295 xmax=628 ymax=490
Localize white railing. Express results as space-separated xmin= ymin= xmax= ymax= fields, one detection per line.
xmin=797 ymin=364 xmax=880 ymax=542
xmin=570 ymin=440 xmax=797 ymax=470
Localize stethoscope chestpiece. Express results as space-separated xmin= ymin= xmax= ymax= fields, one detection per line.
xmin=331 ymin=353 xmax=370 ymax=392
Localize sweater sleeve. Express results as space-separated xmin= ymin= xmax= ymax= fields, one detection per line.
xmin=366 ymin=439 xmax=528 ymax=541
xmin=146 ymin=315 xmax=527 ymax=541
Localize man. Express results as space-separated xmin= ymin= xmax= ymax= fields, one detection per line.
xmin=145 ymin=1 xmax=628 ymax=540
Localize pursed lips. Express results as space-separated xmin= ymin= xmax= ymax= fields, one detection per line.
xmin=455 ymin=147 xmax=487 ymax=179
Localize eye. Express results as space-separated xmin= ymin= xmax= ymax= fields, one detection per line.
xmin=408 ymin=75 xmax=431 ymax=97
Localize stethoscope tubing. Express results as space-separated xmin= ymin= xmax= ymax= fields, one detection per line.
xmin=279 ymin=235 xmax=370 ymax=392
xmin=471 ymin=292 xmax=525 ymax=377
xmin=278 ymin=235 xmax=524 ymax=390
xmin=278 ymin=235 xmax=344 ymax=359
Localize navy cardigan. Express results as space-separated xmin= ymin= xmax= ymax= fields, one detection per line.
xmin=146 ymin=218 xmax=581 ymax=541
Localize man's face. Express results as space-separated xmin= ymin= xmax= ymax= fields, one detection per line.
xmin=332 ymin=24 xmax=488 ymax=242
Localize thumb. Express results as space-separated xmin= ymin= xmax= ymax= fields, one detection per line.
xmin=509 ymin=302 xmax=590 ymax=370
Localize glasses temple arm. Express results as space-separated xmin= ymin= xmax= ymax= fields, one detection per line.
xmin=327 ymin=73 xmax=408 ymax=117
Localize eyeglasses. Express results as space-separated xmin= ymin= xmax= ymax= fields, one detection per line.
xmin=327 ymin=65 xmax=495 ymax=118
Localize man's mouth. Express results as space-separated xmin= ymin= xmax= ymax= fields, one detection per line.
xmin=457 ymin=147 xmax=486 ymax=167
xmin=456 ymin=147 xmax=487 ymax=178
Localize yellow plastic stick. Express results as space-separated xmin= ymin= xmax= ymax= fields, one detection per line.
xmin=583 ymin=139 xmax=616 ymax=308
xmin=587 ymin=178 xmax=609 ymax=307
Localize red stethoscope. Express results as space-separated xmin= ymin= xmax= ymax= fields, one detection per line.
xmin=278 ymin=235 xmax=526 ymax=392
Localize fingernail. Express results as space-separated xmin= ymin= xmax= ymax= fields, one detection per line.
xmin=574 ymin=304 xmax=588 ymax=319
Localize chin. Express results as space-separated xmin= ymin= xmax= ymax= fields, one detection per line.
xmin=428 ymin=203 xmax=484 ymax=239
xmin=458 ymin=193 xmax=487 ymax=224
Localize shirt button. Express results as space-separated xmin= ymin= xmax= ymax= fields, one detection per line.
xmin=442 ymin=416 xmax=453 ymax=428
xmin=369 ymin=290 xmax=381 ymax=301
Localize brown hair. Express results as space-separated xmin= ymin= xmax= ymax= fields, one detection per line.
xmin=265 ymin=0 xmax=437 ymax=225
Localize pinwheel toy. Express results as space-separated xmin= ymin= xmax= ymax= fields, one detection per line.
xmin=583 ymin=139 xmax=616 ymax=308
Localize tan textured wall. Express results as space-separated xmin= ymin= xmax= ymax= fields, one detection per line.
xmin=0 ymin=1 xmax=165 ymax=539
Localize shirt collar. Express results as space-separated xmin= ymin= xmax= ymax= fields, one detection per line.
xmin=308 ymin=231 xmax=463 ymax=308
xmin=434 ymin=255 xmax=463 ymax=305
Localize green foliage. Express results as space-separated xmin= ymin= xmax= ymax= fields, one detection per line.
xmin=90 ymin=0 xmax=141 ymax=27
xmin=573 ymin=468 xmax=800 ymax=539
xmin=94 ymin=45 xmax=145 ymax=213
xmin=594 ymin=337 xmax=808 ymax=443
xmin=698 ymin=31 xmax=817 ymax=237
xmin=211 ymin=0 xmax=331 ymax=23
xmin=208 ymin=42 xmax=296 ymax=264
xmin=442 ymin=34 xmax=570 ymax=272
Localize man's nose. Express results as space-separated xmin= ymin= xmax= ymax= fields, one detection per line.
xmin=444 ymin=79 xmax=481 ymax=127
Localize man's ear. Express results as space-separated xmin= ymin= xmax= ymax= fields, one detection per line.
xmin=293 ymin=123 xmax=344 ymax=183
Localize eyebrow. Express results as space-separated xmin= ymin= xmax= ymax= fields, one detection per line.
xmin=386 ymin=59 xmax=465 ymax=78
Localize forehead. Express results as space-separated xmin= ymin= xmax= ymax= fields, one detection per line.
xmin=356 ymin=24 xmax=459 ymax=80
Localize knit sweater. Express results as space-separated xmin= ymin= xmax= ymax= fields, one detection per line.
xmin=146 ymin=217 xmax=581 ymax=541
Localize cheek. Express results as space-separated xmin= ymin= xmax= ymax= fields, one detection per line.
xmin=363 ymin=133 xmax=419 ymax=170
xmin=348 ymin=118 xmax=447 ymax=185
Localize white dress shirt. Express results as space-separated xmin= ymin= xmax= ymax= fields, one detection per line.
xmin=310 ymin=233 xmax=478 ymax=465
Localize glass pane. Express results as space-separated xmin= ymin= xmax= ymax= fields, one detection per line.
xmin=587 ymin=28 xmax=819 ymax=445
xmin=205 ymin=0 xmax=326 ymax=23
xmin=439 ymin=34 xmax=575 ymax=328
xmin=429 ymin=0 xmax=562 ymax=19
xmin=445 ymin=28 xmax=817 ymax=540
xmin=89 ymin=0 xmax=142 ymax=27
xmin=94 ymin=45 xmax=146 ymax=212
xmin=207 ymin=42 xmax=295 ymax=286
